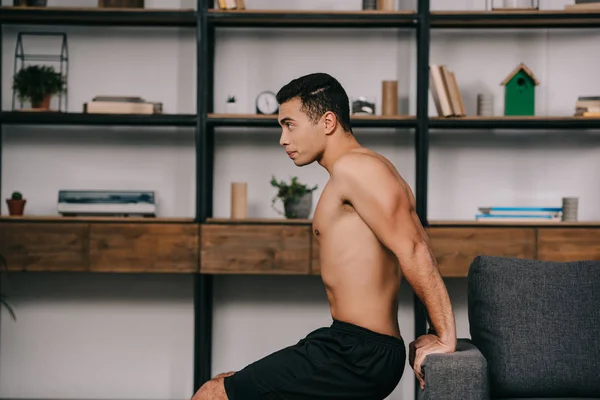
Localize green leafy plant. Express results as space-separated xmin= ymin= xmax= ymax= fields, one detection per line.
xmin=0 ymin=254 xmax=16 ymax=321
xmin=270 ymin=175 xmax=317 ymax=215
xmin=12 ymin=65 xmax=66 ymax=107
xmin=11 ymin=191 xmax=23 ymax=200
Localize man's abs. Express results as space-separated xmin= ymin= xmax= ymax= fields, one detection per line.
xmin=315 ymin=212 xmax=402 ymax=339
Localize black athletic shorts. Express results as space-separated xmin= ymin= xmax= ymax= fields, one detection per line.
xmin=223 ymin=319 xmax=406 ymax=400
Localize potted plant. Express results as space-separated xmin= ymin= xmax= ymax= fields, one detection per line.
xmin=6 ymin=191 xmax=26 ymax=216
xmin=12 ymin=65 xmax=66 ymax=110
xmin=0 ymin=254 xmax=16 ymax=321
xmin=271 ymin=176 xmax=318 ymax=219
xmin=226 ymin=95 xmax=237 ymax=114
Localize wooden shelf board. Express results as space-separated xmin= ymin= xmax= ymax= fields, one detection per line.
xmin=207 ymin=114 xmax=600 ymax=129
xmin=429 ymin=115 xmax=600 ymax=129
xmin=431 ymin=10 xmax=600 ymax=28
xmin=0 ymin=215 xmax=195 ymax=223
xmin=428 ymin=220 xmax=600 ymax=227
xmin=431 ymin=116 xmax=600 ymax=120
xmin=209 ymin=113 xmax=277 ymax=120
xmin=433 ymin=10 xmax=600 ymax=15
xmin=207 ymin=9 xmax=418 ymax=28
xmin=1 ymin=6 xmax=194 ymax=12
xmin=0 ymin=6 xmax=196 ymax=26
xmin=205 ymin=218 xmax=600 ymax=227
xmin=208 ymin=113 xmax=416 ymax=128
xmin=0 ymin=111 xmax=197 ymax=127
xmin=205 ymin=218 xmax=312 ymax=225
xmin=210 ymin=9 xmax=416 ymax=15
xmin=209 ymin=113 xmax=415 ymax=120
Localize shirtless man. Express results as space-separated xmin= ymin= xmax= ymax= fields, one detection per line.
xmin=193 ymin=73 xmax=457 ymax=400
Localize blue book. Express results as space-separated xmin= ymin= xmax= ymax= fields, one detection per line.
xmin=476 ymin=214 xmax=557 ymax=219
xmin=479 ymin=206 xmax=562 ymax=214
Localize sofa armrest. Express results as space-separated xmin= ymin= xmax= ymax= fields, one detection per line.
xmin=417 ymin=339 xmax=490 ymax=400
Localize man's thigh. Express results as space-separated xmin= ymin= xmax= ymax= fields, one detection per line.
xmin=223 ymin=332 xmax=332 ymax=400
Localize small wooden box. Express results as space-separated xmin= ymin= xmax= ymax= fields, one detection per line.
xmin=98 ymin=0 xmax=144 ymax=8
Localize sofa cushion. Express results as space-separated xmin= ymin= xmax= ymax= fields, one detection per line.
xmin=468 ymin=256 xmax=600 ymax=398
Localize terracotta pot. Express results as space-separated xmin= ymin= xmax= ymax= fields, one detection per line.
xmin=6 ymin=199 xmax=26 ymax=216
xmin=32 ymin=94 xmax=51 ymax=110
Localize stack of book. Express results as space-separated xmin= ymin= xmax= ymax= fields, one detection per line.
xmin=429 ymin=64 xmax=466 ymax=118
xmin=216 ymin=0 xmax=245 ymax=9
xmin=565 ymin=1 xmax=600 ymax=11
xmin=476 ymin=206 xmax=562 ymax=222
xmin=574 ymin=96 xmax=600 ymax=117
xmin=83 ymin=96 xmax=163 ymax=115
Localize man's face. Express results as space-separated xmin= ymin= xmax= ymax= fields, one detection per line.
xmin=278 ymin=98 xmax=325 ymax=167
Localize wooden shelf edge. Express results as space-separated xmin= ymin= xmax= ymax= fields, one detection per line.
xmin=204 ymin=218 xmax=312 ymax=225
xmin=207 ymin=9 xmax=417 ymax=15
xmin=208 ymin=113 xmax=416 ymax=120
xmin=0 ymin=111 xmax=197 ymax=126
xmin=204 ymin=218 xmax=600 ymax=227
xmin=430 ymin=115 xmax=600 ymax=120
xmin=0 ymin=215 xmax=195 ymax=223
xmin=431 ymin=10 xmax=600 ymax=15
xmin=427 ymin=220 xmax=600 ymax=227
xmin=0 ymin=6 xmax=195 ymax=12
xmin=4 ymin=216 xmax=595 ymax=227
xmin=200 ymin=269 xmax=312 ymax=275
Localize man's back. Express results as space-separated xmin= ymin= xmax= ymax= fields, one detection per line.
xmin=313 ymin=148 xmax=419 ymax=339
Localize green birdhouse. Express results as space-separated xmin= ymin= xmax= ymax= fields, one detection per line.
xmin=501 ymin=63 xmax=539 ymax=116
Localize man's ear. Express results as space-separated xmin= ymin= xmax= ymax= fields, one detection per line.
xmin=323 ymin=111 xmax=337 ymax=135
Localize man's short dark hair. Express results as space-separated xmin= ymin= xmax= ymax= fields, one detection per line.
xmin=276 ymin=72 xmax=352 ymax=133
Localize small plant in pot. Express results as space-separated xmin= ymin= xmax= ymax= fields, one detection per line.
xmin=226 ymin=95 xmax=237 ymax=114
xmin=271 ymin=176 xmax=318 ymax=219
xmin=12 ymin=65 xmax=66 ymax=110
xmin=6 ymin=191 xmax=26 ymax=216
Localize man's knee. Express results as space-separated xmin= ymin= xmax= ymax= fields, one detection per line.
xmin=213 ymin=371 xmax=236 ymax=379
xmin=192 ymin=378 xmax=228 ymax=400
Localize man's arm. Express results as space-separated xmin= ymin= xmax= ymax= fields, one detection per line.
xmin=332 ymin=154 xmax=457 ymax=386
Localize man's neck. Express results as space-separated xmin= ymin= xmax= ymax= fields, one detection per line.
xmin=318 ymin=130 xmax=362 ymax=174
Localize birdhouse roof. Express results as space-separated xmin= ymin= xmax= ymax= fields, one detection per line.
xmin=500 ymin=63 xmax=540 ymax=86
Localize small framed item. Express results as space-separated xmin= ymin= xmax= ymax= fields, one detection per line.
xmin=486 ymin=0 xmax=539 ymax=11
xmin=256 ymin=91 xmax=279 ymax=115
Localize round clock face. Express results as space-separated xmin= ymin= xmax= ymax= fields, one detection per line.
xmin=256 ymin=91 xmax=279 ymax=115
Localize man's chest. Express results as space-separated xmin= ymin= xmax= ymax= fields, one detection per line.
xmin=312 ymin=182 xmax=355 ymax=238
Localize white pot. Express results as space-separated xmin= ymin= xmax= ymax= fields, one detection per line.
xmin=226 ymin=102 xmax=237 ymax=114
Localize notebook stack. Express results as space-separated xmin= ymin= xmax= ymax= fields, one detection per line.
xmin=476 ymin=206 xmax=562 ymax=222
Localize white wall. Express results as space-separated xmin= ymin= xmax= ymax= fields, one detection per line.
xmin=1 ymin=0 xmax=599 ymax=399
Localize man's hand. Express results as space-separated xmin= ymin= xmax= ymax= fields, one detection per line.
xmin=409 ymin=334 xmax=455 ymax=390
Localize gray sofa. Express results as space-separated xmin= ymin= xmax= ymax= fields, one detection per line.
xmin=417 ymin=255 xmax=600 ymax=400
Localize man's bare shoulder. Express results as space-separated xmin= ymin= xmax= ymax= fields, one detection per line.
xmin=331 ymin=149 xmax=398 ymax=184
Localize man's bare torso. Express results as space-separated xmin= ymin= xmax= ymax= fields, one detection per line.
xmin=313 ymin=148 xmax=416 ymax=339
